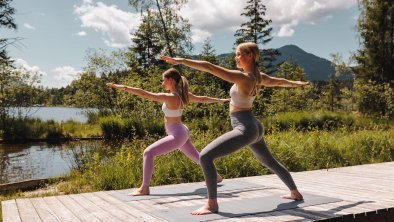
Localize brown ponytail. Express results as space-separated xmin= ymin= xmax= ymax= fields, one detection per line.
xmin=163 ymin=68 xmax=189 ymax=105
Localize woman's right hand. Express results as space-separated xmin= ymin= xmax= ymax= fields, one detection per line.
xmin=106 ymin=83 xmax=122 ymax=89
xmin=160 ymin=55 xmax=183 ymax=65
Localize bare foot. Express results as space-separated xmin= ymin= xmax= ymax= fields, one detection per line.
xmin=191 ymin=199 xmax=218 ymax=215
xmin=128 ymin=185 xmax=150 ymax=196
xmin=281 ymin=189 xmax=303 ymax=200
xmin=216 ymin=174 xmax=223 ymax=183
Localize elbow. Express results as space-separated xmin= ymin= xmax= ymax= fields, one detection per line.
xmin=203 ymin=61 xmax=215 ymax=73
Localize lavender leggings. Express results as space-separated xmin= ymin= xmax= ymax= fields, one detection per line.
xmin=142 ymin=122 xmax=200 ymax=185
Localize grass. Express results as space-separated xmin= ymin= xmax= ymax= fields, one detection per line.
xmin=0 ymin=117 xmax=101 ymax=141
xmin=61 ymin=120 xmax=101 ymax=138
xmin=56 ymin=126 xmax=394 ymax=194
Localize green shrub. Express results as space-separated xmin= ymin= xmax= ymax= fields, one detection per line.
xmin=260 ymin=111 xmax=392 ymax=133
xmin=99 ymin=116 xmax=124 ymax=140
xmin=99 ymin=115 xmax=164 ymax=140
xmin=1 ymin=118 xmax=65 ymax=141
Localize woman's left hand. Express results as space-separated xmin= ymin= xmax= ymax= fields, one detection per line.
xmin=294 ymin=81 xmax=309 ymax=86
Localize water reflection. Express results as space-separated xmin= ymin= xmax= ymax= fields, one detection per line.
xmin=0 ymin=142 xmax=81 ymax=184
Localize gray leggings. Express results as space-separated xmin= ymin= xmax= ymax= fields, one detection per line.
xmin=199 ymin=110 xmax=297 ymax=199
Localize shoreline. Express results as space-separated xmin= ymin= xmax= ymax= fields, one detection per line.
xmin=0 ymin=137 xmax=103 ymax=144
xmin=0 ymin=178 xmax=63 ymax=192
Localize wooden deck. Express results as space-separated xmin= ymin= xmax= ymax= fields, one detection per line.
xmin=3 ymin=161 xmax=394 ymax=222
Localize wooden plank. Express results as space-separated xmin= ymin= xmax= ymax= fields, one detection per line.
xmin=82 ymin=192 xmax=140 ymax=221
xmin=94 ymin=191 xmax=165 ymax=221
xmin=16 ymin=198 xmax=41 ymax=222
xmin=280 ymin=208 xmax=327 ymax=221
xmin=43 ymin=196 xmax=81 ymax=222
xmin=29 ymin=197 xmax=59 ymax=222
xmin=55 ymin=195 xmax=100 ymax=222
xmin=265 ymin=210 xmax=314 ymax=222
xmin=3 ymin=162 xmax=394 ymax=222
xmin=68 ymin=193 xmax=121 ymax=222
xmin=1 ymin=200 xmax=21 ymax=222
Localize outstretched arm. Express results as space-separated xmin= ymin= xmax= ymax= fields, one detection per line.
xmin=260 ymin=72 xmax=309 ymax=87
xmin=106 ymin=83 xmax=169 ymax=103
xmin=188 ymin=93 xmax=229 ymax=104
xmin=161 ymin=56 xmax=245 ymax=84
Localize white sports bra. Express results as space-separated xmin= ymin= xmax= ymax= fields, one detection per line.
xmin=229 ymin=84 xmax=256 ymax=109
xmin=162 ymin=92 xmax=184 ymax=117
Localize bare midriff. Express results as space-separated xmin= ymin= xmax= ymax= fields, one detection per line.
xmin=164 ymin=116 xmax=182 ymax=124
xmin=229 ymin=104 xmax=252 ymax=113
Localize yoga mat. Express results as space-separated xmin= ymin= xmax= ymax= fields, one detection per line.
xmin=151 ymin=193 xmax=342 ymax=222
xmin=107 ymin=180 xmax=264 ymax=202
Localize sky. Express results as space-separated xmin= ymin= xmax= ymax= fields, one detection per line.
xmin=1 ymin=0 xmax=360 ymax=88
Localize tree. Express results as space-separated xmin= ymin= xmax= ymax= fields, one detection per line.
xmin=266 ymin=61 xmax=310 ymax=114
xmin=194 ymin=38 xmax=230 ymax=92
xmin=0 ymin=0 xmax=17 ymax=64
xmin=131 ymin=9 xmax=163 ymax=68
xmin=275 ymin=61 xmax=306 ymax=81
xmin=84 ymin=48 xmax=131 ymax=76
xmin=129 ymin=0 xmax=192 ymax=58
xmin=355 ymin=0 xmax=394 ymax=83
xmin=234 ymin=0 xmax=279 ymax=73
xmin=200 ymin=38 xmax=218 ymax=64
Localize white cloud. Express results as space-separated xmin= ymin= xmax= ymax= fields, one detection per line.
xmin=190 ymin=29 xmax=212 ymax=43
xmin=181 ymin=0 xmax=357 ymax=40
xmin=265 ymin=0 xmax=356 ymax=24
xmin=14 ymin=58 xmax=47 ymax=77
xmin=12 ymin=59 xmax=46 ymax=86
xmin=265 ymin=0 xmax=357 ymax=37
xmin=277 ymin=24 xmax=295 ymax=37
xmin=52 ymin=66 xmax=81 ymax=85
xmin=181 ymin=0 xmax=246 ymax=43
xmin=73 ymin=0 xmax=357 ymax=45
xmin=74 ymin=1 xmax=140 ymax=48
xmin=23 ymin=23 xmax=36 ymax=30
xmin=76 ymin=31 xmax=87 ymax=36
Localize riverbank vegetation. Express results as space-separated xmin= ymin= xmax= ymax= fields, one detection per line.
xmin=0 ymin=117 xmax=101 ymax=141
xmin=57 ymin=113 xmax=394 ymax=194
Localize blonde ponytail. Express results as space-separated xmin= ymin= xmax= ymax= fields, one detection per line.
xmin=238 ymin=42 xmax=261 ymax=94
xmin=178 ymin=76 xmax=189 ymax=105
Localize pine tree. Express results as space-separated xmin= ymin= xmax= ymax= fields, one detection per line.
xmin=234 ymin=0 xmax=279 ymax=73
xmin=0 ymin=0 xmax=17 ymax=64
xmin=355 ymin=0 xmax=394 ymax=83
xmin=128 ymin=0 xmax=192 ymax=58
xmin=200 ymin=38 xmax=218 ymax=64
xmin=131 ymin=9 xmax=163 ymax=68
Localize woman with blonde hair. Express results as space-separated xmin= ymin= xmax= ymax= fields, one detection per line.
xmin=107 ymin=68 xmax=227 ymax=196
xmin=162 ymin=42 xmax=308 ymax=215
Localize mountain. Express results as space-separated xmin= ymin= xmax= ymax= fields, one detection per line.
xmin=275 ymin=45 xmax=334 ymax=81
xmin=217 ymin=44 xmax=335 ymax=81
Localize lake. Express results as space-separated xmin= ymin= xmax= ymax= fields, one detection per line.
xmin=0 ymin=142 xmax=77 ymax=184
xmin=1 ymin=107 xmax=99 ymax=184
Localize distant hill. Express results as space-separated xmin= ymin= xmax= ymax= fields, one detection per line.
xmin=217 ymin=44 xmax=335 ymax=81
xmin=275 ymin=45 xmax=334 ymax=81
